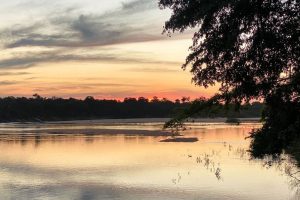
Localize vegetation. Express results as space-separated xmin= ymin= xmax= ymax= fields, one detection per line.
xmin=0 ymin=95 xmax=263 ymax=122
xmin=159 ymin=0 xmax=299 ymax=159
xmin=225 ymin=118 xmax=241 ymax=125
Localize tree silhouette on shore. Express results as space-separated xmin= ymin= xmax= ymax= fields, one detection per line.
xmin=0 ymin=95 xmax=263 ymax=122
xmin=159 ymin=0 xmax=300 ymax=157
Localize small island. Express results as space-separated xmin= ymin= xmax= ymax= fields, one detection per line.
xmin=160 ymin=137 xmax=199 ymax=143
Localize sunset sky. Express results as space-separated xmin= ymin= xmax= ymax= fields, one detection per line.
xmin=0 ymin=0 xmax=218 ymax=100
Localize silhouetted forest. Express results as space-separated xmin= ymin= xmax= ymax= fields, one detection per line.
xmin=0 ymin=94 xmax=263 ymax=122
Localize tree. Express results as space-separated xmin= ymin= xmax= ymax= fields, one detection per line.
xmin=151 ymin=96 xmax=160 ymax=103
xmin=138 ymin=97 xmax=149 ymax=103
xmin=159 ymin=0 xmax=300 ymax=157
xmin=181 ymin=96 xmax=190 ymax=103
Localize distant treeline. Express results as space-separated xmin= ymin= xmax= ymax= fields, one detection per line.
xmin=0 ymin=94 xmax=264 ymax=122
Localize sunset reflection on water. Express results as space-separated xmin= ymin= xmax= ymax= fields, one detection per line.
xmin=0 ymin=121 xmax=298 ymax=200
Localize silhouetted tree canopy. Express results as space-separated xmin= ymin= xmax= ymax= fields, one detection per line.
xmin=159 ymin=0 xmax=300 ymax=157
xmin=0 ymin=95 xmax=263 ymax=122
xmin=159 ymin=0 xmax=299 ymax=101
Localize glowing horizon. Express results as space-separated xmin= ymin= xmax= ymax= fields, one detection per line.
xmin=0 ymin=0 xmax=218 ymax=100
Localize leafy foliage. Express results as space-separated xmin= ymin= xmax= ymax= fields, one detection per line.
xmin=159 ymin=0 xmax=300 ymax=157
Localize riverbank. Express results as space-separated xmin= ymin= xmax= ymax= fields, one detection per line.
xmin=0 ymin=117 xmax=261 ymax=124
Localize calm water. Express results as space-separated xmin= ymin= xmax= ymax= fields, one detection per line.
xmin=0 ymin=120 xmax=299 ymax=200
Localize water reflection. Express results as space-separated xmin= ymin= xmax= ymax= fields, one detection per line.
xmin=0 ymin=122 xmax=298 ymax=200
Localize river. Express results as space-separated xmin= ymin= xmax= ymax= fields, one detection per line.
xmin=0 ymin=120 xmax=298 ymax=200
